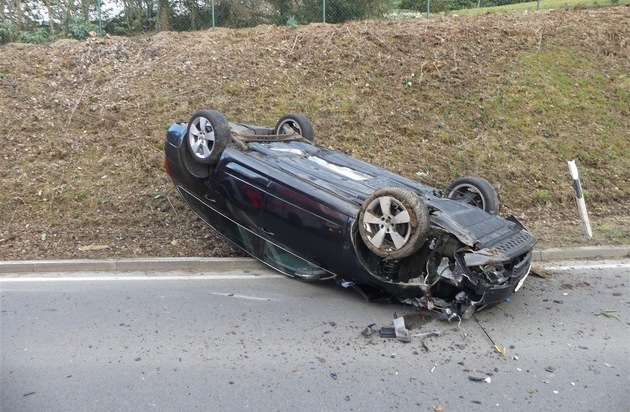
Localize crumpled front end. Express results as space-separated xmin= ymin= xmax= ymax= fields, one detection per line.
xmin=404 ymin=243 xmax=532 ymax=319
xmin=353 ymin=209 xmax=537 ymax=320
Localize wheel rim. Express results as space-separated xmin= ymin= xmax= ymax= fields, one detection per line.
xmin=361 ymin=196 xmax=412 ymax=251
xmin=448 ymin=184 xmax=485 ymax=210
xmin=188 ymin=116 xmax=216 ymax=160
xmin=277 ymin=119 xmax=302 ymax=136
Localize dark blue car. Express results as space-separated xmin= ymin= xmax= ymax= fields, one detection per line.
xmin=164 ymin=110 xmax=536 ymax=319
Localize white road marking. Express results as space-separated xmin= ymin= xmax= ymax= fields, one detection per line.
xmin=543 ymin=262 xmax=630 ymax=271
xmin=0 ymin=272 xmax=284 ymax=283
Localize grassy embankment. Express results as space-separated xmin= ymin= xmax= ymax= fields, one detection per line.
xmin=0 ymin=8 xmax=627 ymax=259
xmin=447 ymin=0 xmax=630 ymax=16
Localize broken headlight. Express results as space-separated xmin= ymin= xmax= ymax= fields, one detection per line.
xmin=474 ymin=264 xmax=510 ymax=285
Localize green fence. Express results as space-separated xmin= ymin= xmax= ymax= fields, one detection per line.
xmin=0 ymin=0 xmax=627 ymax=44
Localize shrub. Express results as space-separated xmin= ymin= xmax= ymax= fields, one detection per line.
xmin=69 ymin=16 xmax=98 ymax=40
xmin=0 ymin=21 xmax=16 ymax=45
xmin=17 ymin=27 xmax=53 ymax=44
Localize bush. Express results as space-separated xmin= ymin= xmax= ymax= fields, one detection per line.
xmin=69 ymin=15 xmax=98 ymax=40
xmin=0 ymin=21 xmax=16 ymax=45
xmin=17 ymin=27 xmax=53 ymax=44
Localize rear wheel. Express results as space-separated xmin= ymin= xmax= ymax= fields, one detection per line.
xmin=274 ymin=114 xmax=315 ymax=141
xmin=445 ymin=176 xmax=500 ymax=214
xmin=186 ymin=110 xmax=230 ymax=165
xmin=358 ymin=187 xmax=430 ymax=260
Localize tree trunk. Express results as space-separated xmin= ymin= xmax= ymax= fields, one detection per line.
xmin=157 ymin=0 xmax=170 ymax=31
xmin=81 ymin=0 xmax=90 ymax=20
xmin=14 ymin=0 xmax=23 ymax=32
xmin=135 ymin=0 xmax=143 ymax=29
xmin=191 ymin=1 xmax=197 ymax=30
xmin=61 ymin=0 xmax=77 ymax=37
xmin=41 ymin=0 xmax=57 ymax=35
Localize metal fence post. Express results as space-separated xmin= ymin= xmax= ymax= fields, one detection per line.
xmin=427 ymin=0 xmax=431 ymax=19
xmin=323 ymin=0 xmax=326 ymax=23
xmin=537 ymin=0 xmax=541 ymax=10
xmin=212 ymin=0 xmax=216 ymax=30
xmin=97 ymin=0 xmax=103 ymax=37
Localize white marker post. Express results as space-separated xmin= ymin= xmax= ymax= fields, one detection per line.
xmin=567 ymin=160 xmax=593 ymax=238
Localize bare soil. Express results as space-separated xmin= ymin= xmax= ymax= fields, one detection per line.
xmin=0 ymin=7 xmax=628 ymax=260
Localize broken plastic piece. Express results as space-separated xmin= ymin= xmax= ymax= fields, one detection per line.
xmin=461 ymin=304 xmax=475 ymax=319
xmin=379 ymin=327 xmax=396 ymax=338
xmin=393 ymin=312 xmax=411 ymax=343
xmin=468 ymin=376 xmax=492 ymax=383
xmin=341 ymin=280 xmax=354 ymax=288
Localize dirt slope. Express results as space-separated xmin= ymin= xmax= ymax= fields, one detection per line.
xmin=0 ymin=7 xmax=628 ymax=260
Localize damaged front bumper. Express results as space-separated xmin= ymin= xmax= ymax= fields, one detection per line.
xmin=353 ymin=211 xmax=536 ymax=320
xmin=405 ymin=247 xmax=534 ymax=320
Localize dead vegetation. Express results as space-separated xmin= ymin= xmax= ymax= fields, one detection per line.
xmin=0 ymin=7 xmax=628 ymax=260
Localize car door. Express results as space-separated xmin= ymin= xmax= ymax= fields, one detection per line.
xmin=260 ymin=181 xmax=346 ymax=271
xmin=205 ymin=156 xmax=272 ymax=256
xmin=213 ymin=160 xmax=268 ymax=229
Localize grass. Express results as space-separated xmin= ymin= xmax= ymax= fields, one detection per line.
xmin=446 ymin=0 xmax=630 ymax=16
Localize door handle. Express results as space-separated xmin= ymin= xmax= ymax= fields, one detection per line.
xmin=260 ymin=227 xmax=275 ymax=236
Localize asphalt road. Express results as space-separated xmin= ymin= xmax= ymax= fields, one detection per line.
xmin=1 ymin=261 xmax=629 ymax=411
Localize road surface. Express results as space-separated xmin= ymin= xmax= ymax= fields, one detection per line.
xmin=1 ymin=260 xmax=629 ymax=411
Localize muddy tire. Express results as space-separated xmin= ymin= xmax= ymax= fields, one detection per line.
xmin=358 ymin=187 xmax=430 ymax=260
xmin=274 ymin=114 xmax=315 ymax=141
xmin=445 ymin=176 xmax=500 ymax=214
xmin=186 ymin=110 xmax=231 ymax=165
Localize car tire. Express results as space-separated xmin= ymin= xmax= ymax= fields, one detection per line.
xmin=274 ymin=114 xmax=315 ymax=141
xmin=358 ymin=187 xmax=430 ymax=260
xmin=186 ymin=110 xmax=231 ymax=165
xmin=445 ymin=176 xmax=500 ymax=214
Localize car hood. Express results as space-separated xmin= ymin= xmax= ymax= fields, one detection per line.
xmin=428 ymin=196 xmax=536 ymax=263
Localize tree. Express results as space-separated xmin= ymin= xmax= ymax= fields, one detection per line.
xmin=13 ymin=0 xmax=24 ymax=32
xmin=269 ymin=0 xmax=294 ymax=24
xmin=156 ymin=0 xmax=169 ymax=30
xmin=41 ymin=0 xmax=57 ymax=35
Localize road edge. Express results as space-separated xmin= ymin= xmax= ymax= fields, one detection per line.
xmin=0 ymin=246 xmax=629 ymax=274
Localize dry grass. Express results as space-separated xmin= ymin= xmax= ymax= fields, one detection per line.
xmin=0 ymin=7 xmax=628 ymax=260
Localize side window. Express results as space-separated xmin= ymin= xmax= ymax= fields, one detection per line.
xmin=262 ymin=241 xmax=323 ymax=277
xmin=178 ymin=187 xmax=257 ymax=256
xmin=179 ymin=188 xmax=222 ymax=229
xmin=221 ymin=218 xmax=257 ymax=255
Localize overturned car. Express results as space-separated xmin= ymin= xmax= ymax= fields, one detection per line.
xmin=164 ymin=110 xmax=536 ymax=319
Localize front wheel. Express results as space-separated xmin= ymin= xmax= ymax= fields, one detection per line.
xmin=186 ymin=110 xmax=231 ymax=165
xmin=358 ymin=187 xmax=430 ymax=260
xmin=274 ymin=114 xmax=315 ymax=141
xmin=445 ymin=176 xmax=500 ymax=214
